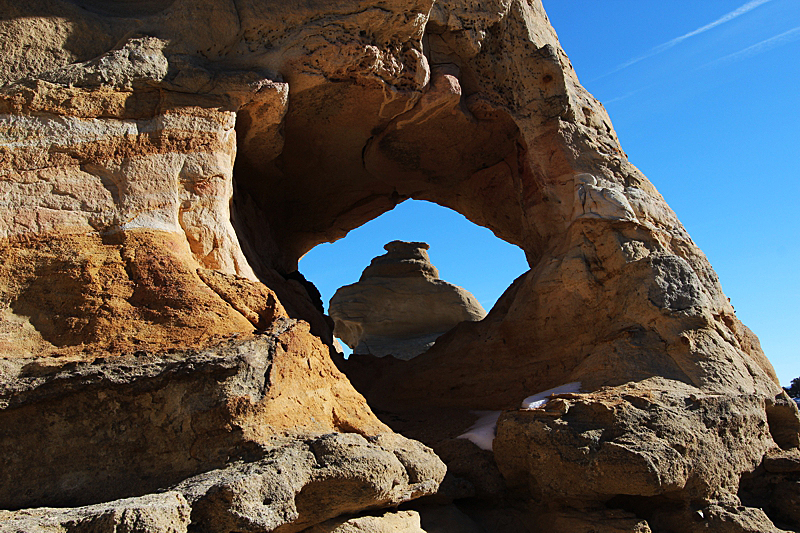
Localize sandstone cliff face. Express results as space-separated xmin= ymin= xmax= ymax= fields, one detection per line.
xmin=0 ymin=0 xmax=797 ymax=532
xmin=330 ymin=241 xmax=486 ymax=360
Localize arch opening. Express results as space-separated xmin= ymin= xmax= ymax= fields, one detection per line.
xmin=298 ymin=200 xmax=529 ymax=358
xmin=228 ymin=71 xmax=547 ymax=350
xmin=230 ymin=69 xmax=538 ymax=280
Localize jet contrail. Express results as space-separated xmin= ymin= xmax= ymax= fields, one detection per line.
xmin=594 ymin=0 xmax=773 ymax=80
xmin=604 ymin=24 xmax=800 ymax=105
xmin=702 ymin=25 xmax=800 ymax=67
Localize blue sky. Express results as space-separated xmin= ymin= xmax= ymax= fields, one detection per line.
xmin=299 ymin=0 xmax=799 ymax=386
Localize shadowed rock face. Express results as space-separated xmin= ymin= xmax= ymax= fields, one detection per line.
xmin=0 ymin=0 xmax=797 ymax=531
xmin=329 ymin=241 xmax=486 ymax=360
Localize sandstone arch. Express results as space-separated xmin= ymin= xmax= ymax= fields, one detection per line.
xmin=219 ymin=0 xmax=781 ymax=409
xmin=0 ymin=0 xmax=797 ymax=530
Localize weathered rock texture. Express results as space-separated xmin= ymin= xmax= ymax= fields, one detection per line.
xmin=302 ymin=510 xmax=426 ymax=533
xmin=329 ymin=241 xmax=485 ymax=359
xmin=0 ymin=0 xmax=797 ymax=531
xmin=0 ymin=492 xmax=192 ymax=533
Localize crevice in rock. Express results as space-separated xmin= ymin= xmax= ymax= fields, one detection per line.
xmin=739 ymin=453 xmax=800 ymax=532
xmin=603 ymin=493 xmax=685 ymax=523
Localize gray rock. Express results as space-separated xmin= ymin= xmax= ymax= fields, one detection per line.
xmin=0 ymin=492 xmax=190 ymax=533
xmin=1 ymin=432 xmax=444 ymax=533
xmin=648 ymin=254 xmax=707 ymax=312
xmin=174 ymin=432 xmax=445 ymax=533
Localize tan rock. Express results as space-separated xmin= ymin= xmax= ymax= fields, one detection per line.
xmin=303 ymin=510 xmax=425 ymax=533
xmin=740 ymin=447 xmax=800 ymax=530
xmin=0 ymin=492 xmax=191 ymax=533
xmin=0 ymin=320 xmax=431 ymax=511
xmin=540 ymin=508 xmax=652 ymax=533
xmin=493 ymin=380 xmax=775 ymax=501
xmin=0 ymin=0 xmax=795 ymax=531
xmin=650 ymin=503 xmax=787 ymax=533
xmin=330 ymin=241 xmax=485 ymax=360
xmin=763 ymin=448 xmax=800 ymax=473
xmin=197 ymin=268 xmax=287 ymax=330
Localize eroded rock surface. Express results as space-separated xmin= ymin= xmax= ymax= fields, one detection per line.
xmin=0 ymin=492 xmax=191 ymax=533
xmin=175 ymin=433 xmax=443 ymax=533
xmin=329 ymin=241 xmax=485 ymax=360
xmin=0 ymin=0 xmax=797 ymax=531
xmin=0 ymin=319 xmax=429 ymax=510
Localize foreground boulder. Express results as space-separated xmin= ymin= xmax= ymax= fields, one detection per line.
xmin=0 ymin=0 xmax=797 ymax=531
xmin=0 ymin=492 xmax=191 ymax=533
xmin=329 ymin=241 xmax=486 ymax=360
xmin=0 ymin=319 xmax=445 ymax=530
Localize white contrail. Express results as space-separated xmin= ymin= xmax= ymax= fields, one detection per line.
xmin=702 ymin=25 xmax=800 ymax=67
xmin=603 ymin=88 xmax=646 ymax=105
xmin=595 ymin=0 xmax=773 ymax=80
xmin=604 ymin=24 xmax=800 ymax=105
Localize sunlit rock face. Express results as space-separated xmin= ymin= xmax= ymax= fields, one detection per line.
xmin=0 ymin=0 xmax=797 ymax=531
xmin=330 ymin=241 xmax=486 ymax=360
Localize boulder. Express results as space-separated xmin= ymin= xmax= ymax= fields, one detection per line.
xmin=174 ymin=433 xmax=443 ymax=533
xmin=493 ymin=379 xmax=774 ymax=501
xmin=329 ymin=241 xmax=486 ymax=360
xmin=0 ymin=492 xmax=191 ymax=533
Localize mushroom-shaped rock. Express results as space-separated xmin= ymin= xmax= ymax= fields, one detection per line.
xmin=329 ymin=241 xmax=486 ymax=360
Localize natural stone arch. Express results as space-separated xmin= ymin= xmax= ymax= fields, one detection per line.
xmin=223 ymin=0 xmax=780 ymax=413
xmin=0 ymin=0 xmax=785 ymax=445
xmin=0 ymin=0 xmax=797 ymax=529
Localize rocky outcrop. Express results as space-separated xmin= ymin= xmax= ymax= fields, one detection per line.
xmin=1 ymin=434 xmax=445 ymax=533
xmin=0 ymin=317 xmax=444 ymax=512
xmin=329 ymin=241 xmax=485 ymax=359
xmin=0 ymin=319 xmax=445 ymax=530
xmin=0 ymin=492 xmax=191 ymax=533
xmin=0 ymin=0 xmax=797 ymax=531
xmin=175 ymin=432 xmax=443 ymax=533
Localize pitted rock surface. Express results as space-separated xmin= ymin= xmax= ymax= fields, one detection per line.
xmin=329 ymin=241 xmax=486 ymax=360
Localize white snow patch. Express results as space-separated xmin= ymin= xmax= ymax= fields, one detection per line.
xmin=521 ymin=382 xmax=582 ymax=409
xmin=457 ymin=410 xmax=502 ymax=451
xmin=455 ymin=382 xmax=583 ymax=451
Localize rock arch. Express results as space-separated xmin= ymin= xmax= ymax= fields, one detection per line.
xmin=219 ymin=0 xmax=780 ymax=410
xmin=0 ymin=0 xmax=797 ymax=529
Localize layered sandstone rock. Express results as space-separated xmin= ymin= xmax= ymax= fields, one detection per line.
xmin=0 ymin=0 xmax=797 ymax=531
xmin=0 ymin=318 xmax=444 ymax=510
xmin=329 ymin=241 xmax=485 ymax=360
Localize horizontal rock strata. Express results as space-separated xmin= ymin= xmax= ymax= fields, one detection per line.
xmin=0 ymin=319 xmax=444 ymax=517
